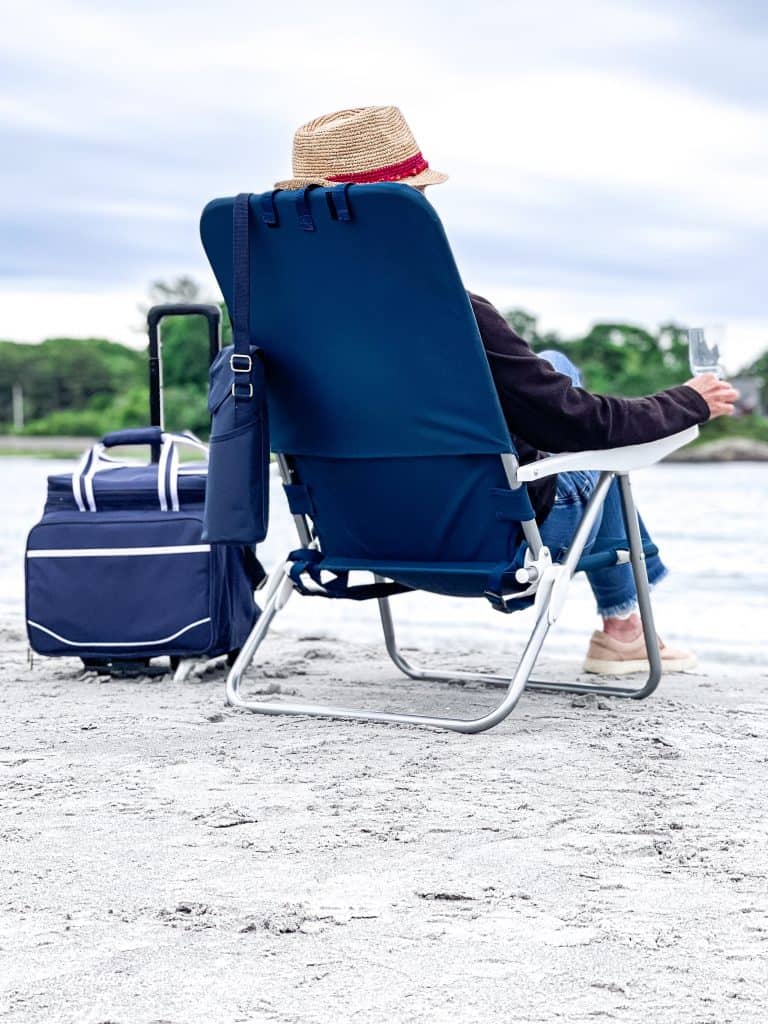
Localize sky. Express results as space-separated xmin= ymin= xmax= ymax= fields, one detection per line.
xmin=1 ymin=0 xmax=766 ymax=371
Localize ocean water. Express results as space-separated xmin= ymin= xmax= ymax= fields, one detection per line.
xmin=4 ymin=457 xmax=766 ymax=672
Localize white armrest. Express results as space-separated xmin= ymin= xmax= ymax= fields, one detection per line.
xmin=516 ymin=425 xmax=699 ymax=483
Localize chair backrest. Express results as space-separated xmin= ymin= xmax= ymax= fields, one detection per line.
xmin=200 ymin=185 xmax=525 ymax=584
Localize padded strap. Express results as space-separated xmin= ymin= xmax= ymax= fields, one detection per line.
xmin=484 ymin=540 xmax=660 ymax=613
xmin=287 ymin=548 xmax=410 ymax=601
xmin=232 ymin=193 xmax=253 ymax=424
xmin=232 ymin=193 xmax=251 ymax=361
xmin=576 ymin=540 xmax=658 ymax=574
xmin=102 ymin=427 xmax=163 ymax=449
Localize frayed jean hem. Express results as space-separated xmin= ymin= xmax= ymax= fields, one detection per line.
xmin=596 ymin=566 xmax=669 ymax=618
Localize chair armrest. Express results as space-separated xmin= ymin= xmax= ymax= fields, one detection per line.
xmin=516 ymin=425 xmax=699 ymax=483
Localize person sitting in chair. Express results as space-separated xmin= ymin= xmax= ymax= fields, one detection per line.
xmin=274 ymin=105 xmax=739 ymax=676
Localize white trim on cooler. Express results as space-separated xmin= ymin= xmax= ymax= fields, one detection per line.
xmin=27 ymin=617 xmax=212 ymax=647
xmin=27 ymin=544 xmax=211 ymax=558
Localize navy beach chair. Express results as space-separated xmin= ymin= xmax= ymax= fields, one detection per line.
xmin=200 ymin=185 xmax=697 ymax=733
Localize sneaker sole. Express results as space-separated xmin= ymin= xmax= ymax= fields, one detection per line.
xmin=583 ymin=654 xmax=698 ymax=676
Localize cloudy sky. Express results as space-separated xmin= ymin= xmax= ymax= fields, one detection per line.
xmin=2 ymin=0 xmax=766 ymax=369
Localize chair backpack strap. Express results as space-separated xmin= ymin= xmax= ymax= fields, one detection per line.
xmin=287 ymin=548 xmax=411 ymax=601
xmin=232 ymin=192 xmax=253 ymax=423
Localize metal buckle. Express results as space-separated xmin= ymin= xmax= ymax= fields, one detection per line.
xmin=231 ymin=380 xmax=254 ymax=399
xmin=230 ymin=353 xmax=253 ymax=373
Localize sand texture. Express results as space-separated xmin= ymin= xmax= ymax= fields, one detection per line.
xmin=2 ymin=620 xmax=768 ymax=1024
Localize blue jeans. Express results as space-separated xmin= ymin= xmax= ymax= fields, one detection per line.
xmin=536 ymin=350 xmax=668 ymax=617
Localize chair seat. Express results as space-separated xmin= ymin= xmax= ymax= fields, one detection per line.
xmin=317 ymin=540 xmax=657 ymax=599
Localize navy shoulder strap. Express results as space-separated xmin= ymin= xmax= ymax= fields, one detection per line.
xmin=232 ymin=192 xmax=251 ymax=363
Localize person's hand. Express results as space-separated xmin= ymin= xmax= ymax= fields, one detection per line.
xmin=684 ymin=374 xmax=740 ymax=419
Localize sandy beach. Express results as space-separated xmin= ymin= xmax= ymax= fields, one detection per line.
xmin=2 ymin=457 xmax=767 ymax=1023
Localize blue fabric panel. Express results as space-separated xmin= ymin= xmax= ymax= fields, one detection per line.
xmin=26 ymin=515 xmax=214 ymax=656
xmin=289 ymin=453 xmax=525 ymax=596
xmin=491 ymin=487 xmax=535 ymax=522
xmin=200 ymin=184 xmax=512 ymax=459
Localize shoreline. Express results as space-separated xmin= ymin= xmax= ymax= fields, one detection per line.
xmin=3 ymin=435 xmax=768 ymax=462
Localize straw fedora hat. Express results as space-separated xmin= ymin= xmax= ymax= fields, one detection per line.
xmin=275 ymin=106 xmax=448 ymax=191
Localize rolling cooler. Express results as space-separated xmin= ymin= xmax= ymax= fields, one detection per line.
xmin=24 ymin=304 xmax=265 ymax=679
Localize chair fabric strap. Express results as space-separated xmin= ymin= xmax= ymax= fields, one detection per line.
xmin=484 ymin=551 xmax=533 ymax=614
xmin=287 ymin=548 xmax=411 ymax=601
xmin=575 ymin=540 xmax=658 ymax=574
xmin=242 ymin=546 xmax=267 ymax=590
xmin=260 ymin=190 xmax=280 ymax=227
xmin=283 ymin=482 xmax=314 ymax=516
xmin=483 ymin=540 xmax=660 ymax=614
xmin=491 ymin=486 xmax=535 ymax=522
xmin=327 ymin=184 xmax=353 ymax=222
xmin=296 ymin=186 xmax=322 ymax=231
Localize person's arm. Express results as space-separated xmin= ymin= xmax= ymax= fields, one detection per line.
xmin=471 ymin=295 xmax=729 ymax=453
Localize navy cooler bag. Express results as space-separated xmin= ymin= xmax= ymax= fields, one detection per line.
xmin=25 ymin=428 xmax=263 ymax=669
xmin=24 ymin=299 xmax=266 ymax=673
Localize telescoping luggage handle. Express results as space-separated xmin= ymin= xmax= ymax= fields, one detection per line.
xmin=147 ymin=303 xmax=221 ymax=462
xmin=71 ymin=428 xmax=208 ymax=513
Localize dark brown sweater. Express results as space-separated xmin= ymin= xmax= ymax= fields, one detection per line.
xmin=469 ymin=293 xmax=710 ymax=522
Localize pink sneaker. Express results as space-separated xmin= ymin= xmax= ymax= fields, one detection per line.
xmin=583 ymin=631 xmax=697 ymax=676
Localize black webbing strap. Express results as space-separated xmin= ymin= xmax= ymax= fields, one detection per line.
xmin=242 ymin=546 xmax=267 ymax=591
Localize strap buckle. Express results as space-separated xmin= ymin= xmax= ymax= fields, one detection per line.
xmin=230 ymin=353 xmax=253 ymax=373
xmin=231 ymin=380 xmax=254 ymax=399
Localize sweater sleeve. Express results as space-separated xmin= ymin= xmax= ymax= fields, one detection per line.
xmin=470 ymin=294 xmax=710 ymax=453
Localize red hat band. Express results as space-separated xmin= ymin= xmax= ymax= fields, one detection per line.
xmin=327 ymin=151 xmax=429 ymax=185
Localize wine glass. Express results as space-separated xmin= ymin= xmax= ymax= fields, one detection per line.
xmin=687 ymin=325 xmax=725 ymax=379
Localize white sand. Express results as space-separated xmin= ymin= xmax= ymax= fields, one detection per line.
xmin=2 ymin=458 xmax=767 ymax=1023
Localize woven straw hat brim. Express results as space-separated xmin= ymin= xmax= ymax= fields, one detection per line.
xmin=273 ymin=167 xmax=448 ymax=191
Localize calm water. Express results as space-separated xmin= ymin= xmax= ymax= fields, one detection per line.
xmin=4 ymin=458 xmax=766 ymax=671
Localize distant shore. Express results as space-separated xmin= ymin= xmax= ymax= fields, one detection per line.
xmin=0 ymin=435 xmax=95 ymax=458
xmin=2 ymin=435 xmax=768 ymax=462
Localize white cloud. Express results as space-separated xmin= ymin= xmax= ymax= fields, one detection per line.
xmin=0 ymin=0 xmax=765 ymax=368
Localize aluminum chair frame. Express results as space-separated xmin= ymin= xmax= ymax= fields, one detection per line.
xmin=225 ymin=426 xmax=697 ymax=733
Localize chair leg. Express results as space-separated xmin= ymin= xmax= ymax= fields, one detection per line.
xmin=226 ymin=471 xmax=661 ymax=729
xmin=225 ymin=563 xmax=554 ymax=733
xmin=379 ymin=471 xmax=663 ymax=702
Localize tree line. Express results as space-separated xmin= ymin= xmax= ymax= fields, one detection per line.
xmin=0 ymin=279 xmax=765 ymax=444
